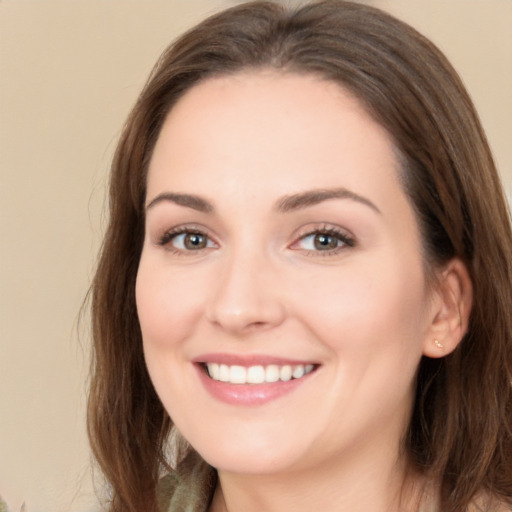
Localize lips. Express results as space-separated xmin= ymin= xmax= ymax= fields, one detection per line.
xmin=194 ymin=354 xmax=319 ymax=405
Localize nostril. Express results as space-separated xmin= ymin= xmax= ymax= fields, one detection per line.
xmin=249 ymin=321 xmax=267 ymax=329
xmin=205 ymin=267 xmax=286 ymax=333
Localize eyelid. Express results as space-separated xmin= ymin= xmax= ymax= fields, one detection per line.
xmin=152 ymin=222 xmax=355 ymax=256
xmin=289 ymin=224 xmax=355 ymax=255
xmin=155 ymin=223 xmax=219 ymax=252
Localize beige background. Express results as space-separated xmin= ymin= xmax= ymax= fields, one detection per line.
xmin=1 ymin=1 xmax=510 ymax=511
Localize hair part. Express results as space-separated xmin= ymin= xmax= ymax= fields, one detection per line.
xmin=88 ymin=2 xmax=512 ymax=511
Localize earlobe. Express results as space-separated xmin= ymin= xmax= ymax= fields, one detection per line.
xmin=422 ymin=258 xmax=473 ymax=359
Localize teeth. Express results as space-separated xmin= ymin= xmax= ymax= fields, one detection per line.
xmin=229 ymin=365 xmax=246 ymax=384
xmin=247 ymin=365 xmax=265 ymax=384
xmin=292 ymin=365 xmax=304 ymax=379
xmin=265 ymin=365 xmax=280 ymax=383
xmin=205 ymin=362 xmax=315 ymax=384
xmin=280 ymin=365 xmax=292 ymax=381
xmin=219 ymin=364 xmax=230 ymax=382
xmin=208 ymin=362 xmax=220 ymax=380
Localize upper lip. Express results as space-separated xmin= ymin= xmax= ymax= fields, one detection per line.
xmin=192 ymin=353 xmax=319 ymax=367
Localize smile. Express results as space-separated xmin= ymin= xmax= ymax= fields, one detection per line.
xmin=205 ymin=363 xmax=315 ymax=384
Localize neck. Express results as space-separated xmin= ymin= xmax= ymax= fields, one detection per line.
xmin=209 ymin=443 xmax=423 ymax=512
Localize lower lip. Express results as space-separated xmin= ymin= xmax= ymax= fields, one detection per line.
xmin=195 ymin=365 xmax=315 ymax=406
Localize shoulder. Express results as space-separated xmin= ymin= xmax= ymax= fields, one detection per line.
xmin=158 ymin=451 xmax=217 ymax=512
xmin=0 ymin=498 xmax=26 ymax=512
xmin=488 ymin=501 xmax=512 ymax=512
xmin=469 ymin=494 xmax=512 ymax=512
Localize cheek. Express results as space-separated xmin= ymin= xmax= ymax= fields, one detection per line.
xmin=289 ymin=254 xmax=429 ymax=358
xmin=135 ymin=256 xmax=206 ymax=415
xmin=135 ymin=256 xmax=205 ymax=352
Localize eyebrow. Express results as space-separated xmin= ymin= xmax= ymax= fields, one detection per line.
xmin=276 ymin=188 xmax=381 ymax=214
xmin=145 ymin=187 xmax=380 ymax=215
xmin=146 ymin=192 xmax=214 ymax=213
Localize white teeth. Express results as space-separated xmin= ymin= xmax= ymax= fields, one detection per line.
xmin=208 ymin=362 xmax=220 ymax=380
xmin=205 ymin=362 xmax=315 ymax=384
xmin=280 ymin=365 xmax=292 ymax=381
xmin=265 ymin=365 xmax=280 ymax=383
xmin=292 ymin=365 xmax=305 ymax=379
xmin=229 ymin=365 xmax=246 ymax=384
xmin=219 ymin=364 xmax=230 ymax=382
xmin=247 ymin=365 xmax=265 ymax=384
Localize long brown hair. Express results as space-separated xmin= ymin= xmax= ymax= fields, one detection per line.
xmin=87 ymin=2 xmax=512 ymax=511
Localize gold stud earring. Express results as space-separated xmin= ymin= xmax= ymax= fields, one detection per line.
xmin=434 ymin=339 xmax=444 ymax=349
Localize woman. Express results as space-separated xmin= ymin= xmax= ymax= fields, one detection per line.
xmin=87 ymin=1 xmax=512 ymax=511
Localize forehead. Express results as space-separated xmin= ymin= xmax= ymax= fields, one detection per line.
xmin=147 ymin=70 xmax=401 ymax=211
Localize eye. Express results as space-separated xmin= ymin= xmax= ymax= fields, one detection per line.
xmin=292 ymin=227 xmax=355 ymax=255
xmin=158 ymin=228 xmax=216 ymax=252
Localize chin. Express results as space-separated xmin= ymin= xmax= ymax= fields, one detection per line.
xmin=201 ymin=447 xmax=302 ymax=475
xmin=183 ymin=425 xmax=309 ymax=475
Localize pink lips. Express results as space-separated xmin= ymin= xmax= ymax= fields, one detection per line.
xmin=193 ymin=353 xmax=315 ymax=367
xmin=193 ymin=353 xmax=318 ymax=406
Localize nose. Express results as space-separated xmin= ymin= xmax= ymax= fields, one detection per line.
xmin=206 ymin=250 xmax=286 ymax=335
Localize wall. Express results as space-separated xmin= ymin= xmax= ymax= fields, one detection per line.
xmin=0 ymin=1 xmax=510 ymax=511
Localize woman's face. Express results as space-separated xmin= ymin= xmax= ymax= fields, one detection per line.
xmin=136 ymin=71 xmax=438 ymax=476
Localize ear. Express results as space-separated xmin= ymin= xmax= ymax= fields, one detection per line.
xmin=422 ymin=258 xmax=473 ymax=358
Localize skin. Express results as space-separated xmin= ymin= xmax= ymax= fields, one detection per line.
xmin=136 ymin=71 xmax=471 ymax=512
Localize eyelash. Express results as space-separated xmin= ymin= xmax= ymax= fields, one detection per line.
xmin=157 ymin=226 xmax=217 ymax=254
xmin=156 ymin=224 xmax=355 ymax=256
xmin=292 ymin=225 xmax=355 ymax=256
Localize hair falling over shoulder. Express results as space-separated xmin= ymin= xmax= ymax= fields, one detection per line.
xmin=87 ymin=2 xmax=512 ymax=511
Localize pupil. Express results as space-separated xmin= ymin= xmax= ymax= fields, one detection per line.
xmin=185 ymin=234 xmax=206 ymax=249
xmin=314 ymin=234 xmax=337 ymax=250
